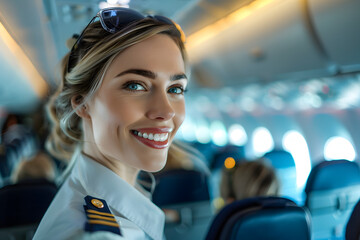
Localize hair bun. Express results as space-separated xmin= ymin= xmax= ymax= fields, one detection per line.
xmin=66 ymin=34 xmax=80 ymax=50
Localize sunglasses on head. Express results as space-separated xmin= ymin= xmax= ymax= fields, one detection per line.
xmin=67 ymin=7 xmax=185 ymax=73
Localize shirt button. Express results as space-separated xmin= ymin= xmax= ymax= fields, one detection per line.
xmin=91 ymin=199 xmax=104 ymax=208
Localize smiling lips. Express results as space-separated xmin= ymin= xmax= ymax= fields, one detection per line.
xmin=131 ymin=128 xmax=172 ymax=149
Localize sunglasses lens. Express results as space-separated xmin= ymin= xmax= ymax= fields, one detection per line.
xmin=101 ymin=8 xmax=144 ymax=33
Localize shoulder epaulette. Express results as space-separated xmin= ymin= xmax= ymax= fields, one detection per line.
xmin=83 ymin=195 xmax=122 ymax=236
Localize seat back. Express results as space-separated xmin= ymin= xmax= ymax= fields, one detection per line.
xmin=346 ymin=198 xmax=360 ymax=240
xmin=305 ymin=160 xmax=360 ymax=239
xmin=152 ymin=169 xmax=210 ymax=206
xmin=152 ymin=169 xmax=213 ymax=240
xmin=0 ymin=178 xmax=57 ymax=228
xmin=263 ymin=150 xmax=299 ymax=201
xmin=206 ymin=196 xmax=311 ymax=240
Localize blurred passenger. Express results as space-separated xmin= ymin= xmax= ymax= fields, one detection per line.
xmin=11 ymin=151 xmax=56 ymax=183
xmin=1 ymin=113 xmax=24 ymax=144
xmin=220 ymin=158 xmax=280 ymax=205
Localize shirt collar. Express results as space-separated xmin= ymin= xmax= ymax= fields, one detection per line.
xmin=71 ymin=153 xmax=165 ymax=240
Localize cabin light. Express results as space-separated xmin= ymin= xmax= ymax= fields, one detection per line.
xmin=224 ymin=157 xmax=236 ymax=169
xmin=186 ymin=0 xmax=274 ymax=61
xmin=0 ymin=22 xmax=47 ymax=98
xmin=237 ymin=97 xmax=256 ymax=112
xmin=106 ymin=0 xmax=130 ymax=5
xmin=118 ymin=0 xmax=130 ymax=5
xmin=99 ymin=1 xmax=129 ymax=9
xmin=336 ymin=82 xmax=360 ymax=109
xmin=107 ymin=0 xmax=119 ymax=4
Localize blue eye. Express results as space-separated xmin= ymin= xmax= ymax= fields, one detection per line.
xmin=168 ymin=86 xmax=185 ymax=94
xmin=124 ymin=82 xmax=145 ymax=91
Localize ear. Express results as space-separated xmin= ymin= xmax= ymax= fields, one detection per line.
xmin=71 ymin=95 xmax=90 ymax=119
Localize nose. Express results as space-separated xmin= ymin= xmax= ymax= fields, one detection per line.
xmin=146 ymin=90 xmax=175 ymax=121
xmin=146 ymin=91 xmax=175 ymax=121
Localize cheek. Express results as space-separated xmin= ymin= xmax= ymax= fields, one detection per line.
xmin=174 ymin=100 xmax=186 ymax=130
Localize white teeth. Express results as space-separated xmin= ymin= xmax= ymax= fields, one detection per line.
xmin=148 ymin=133 xmax=154 ymax=140
xmin=160 ymin=134 xmax=167 ymax=141
xmin=134 ymin=130 xmax=169 ymax=142
xmin=154 ymin=134 xmax=160 ymax=141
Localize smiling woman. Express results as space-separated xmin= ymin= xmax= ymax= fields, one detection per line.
xmin=33 ymin=7 xmax=188 ymax=240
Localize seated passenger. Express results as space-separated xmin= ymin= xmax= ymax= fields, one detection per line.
xmin=220 ymin=158 xmax=280 ymax=206
xmin=11 ymin=151 xmax=56 ymax=183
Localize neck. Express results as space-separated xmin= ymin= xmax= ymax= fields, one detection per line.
xmin=82 ymin=146 xmax=139 ymax=186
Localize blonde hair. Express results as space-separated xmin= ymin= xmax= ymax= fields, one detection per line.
xmin=220 ymin=158 xmax=279 ymax=202
xmin=12 ymin=152 xmax=55 ymax=183
xmin=46 ymin=17 xmax=186 ymax=161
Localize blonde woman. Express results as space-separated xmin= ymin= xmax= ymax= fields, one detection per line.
xmin=34 ymin=7 xmax=188 ymax=240
xmin=220 ymin=159 xmax=280 ymax=205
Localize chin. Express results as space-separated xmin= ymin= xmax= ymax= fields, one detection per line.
xmin=141 ymin=158 xmax=167 ymax=173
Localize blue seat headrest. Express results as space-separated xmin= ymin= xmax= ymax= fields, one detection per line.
xmin=152 ymin=169 xmax=210 ymax=207
xmin=305 ymin=160 xmax=360 ymax=194
xmin=206 ymin=196 xmax=311 ymax=240
xmin=263 ymin=150 xmax=295 ymax=169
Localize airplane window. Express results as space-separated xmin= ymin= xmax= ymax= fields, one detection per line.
xmin=195 ymin=123 xmax=211 ymax=144
xmin=210 ymin=121 xmax=228 ymax=146
xmin=324 ymin=136 xmax=356 ymax=161
xmin=282 ymin=130 xmax=311 ymax=189
xmin=178 ymin=117 xmax=197 ymax=142
xmin=228 ymin=124 xmax=247 ymax=146
xmin=252 ymin=127 xmax=274 ymax=157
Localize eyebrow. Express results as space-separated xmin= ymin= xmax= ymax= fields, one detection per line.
xmin=115 ymin=69 xmax=188 ymax=81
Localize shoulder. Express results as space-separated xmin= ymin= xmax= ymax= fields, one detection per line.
xmin=34 ymin=181 xmax=85 ymax=239
xmin=68 ymin=231 xmax=124 ymax=240
xmin=82 ymin=196 xmax=123 ymax=237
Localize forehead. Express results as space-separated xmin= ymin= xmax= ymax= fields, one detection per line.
xmin=106 ymin=34 xmax=185 ymax=77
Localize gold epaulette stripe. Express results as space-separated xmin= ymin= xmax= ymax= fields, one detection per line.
xmin=88 ymin=219 xmax=120 ymax=228
xmin=86 ymin=209 xmax=115 ymax=217
xmin=87 ymin=214 xmax=117 ymax=222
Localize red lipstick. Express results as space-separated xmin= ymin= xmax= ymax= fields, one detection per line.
xmin=131 ymin=128 xmax=172 ymax=149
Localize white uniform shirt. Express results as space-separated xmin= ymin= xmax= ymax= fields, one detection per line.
xmin=33 ymin=153 xmax=165 ymax=240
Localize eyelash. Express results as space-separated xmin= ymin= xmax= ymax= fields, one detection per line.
xmin=168 ymin=85 xmax=187 ymax=95
xmin=122 ymin=81 xmax=187 ymax=95
xmin=122 ymin=81 xmax=146 ymax=92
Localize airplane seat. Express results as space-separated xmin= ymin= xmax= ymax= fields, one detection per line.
xmin=0 ymin=148 xmax=13 ymax=183
xmin=305 ymin=159 xmax=360 ymax=240
xmin=346 ymin=198 xmax=360 ymax=240
xmin=151 ymin=169 xmax=213 ymax=240
xmin=188 ymin=142 xmax=219 ymax=167
xmin=205 ymin=196 xmax=311 ymax=240
xmin=208 ymin=145 xmax=245 ymax=200
xmin=263 ymin=149 xmax=299 ymax=202
xmin=0 ymin=178 xmax=57 ymax=239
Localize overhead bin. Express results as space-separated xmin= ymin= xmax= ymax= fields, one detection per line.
xmin=177 ymin=0 xmax=360 ymax=87
xmin=308 ymin=0 xmax=360 ymax=73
